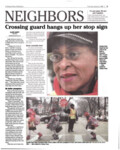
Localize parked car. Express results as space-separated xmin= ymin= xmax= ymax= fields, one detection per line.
xmin=95 ymin=115 xmax=108 ymax=121
xmin=40 ymin=111 xmax=78 ymax=123
xmin=40 ymin=112 xmax=69 ymax=123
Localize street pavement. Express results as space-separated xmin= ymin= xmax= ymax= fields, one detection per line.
xmin=26 ymin=117 xmax=108 ymax=144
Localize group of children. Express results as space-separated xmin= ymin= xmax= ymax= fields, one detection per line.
xmin=26 ymin=107 xmax=99 ymax=141
xmin=27 ymin=108 xmax=62 ymax=141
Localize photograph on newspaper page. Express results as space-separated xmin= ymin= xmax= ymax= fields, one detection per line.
xmin=26 ymin=97 xmax=108 ymax=144
xmin=47 ymin=32 xmax=98 ymax=96
xmin=1 ymin=0 xmax=119 ymax=150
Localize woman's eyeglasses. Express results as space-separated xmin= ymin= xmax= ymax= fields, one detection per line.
xmin=49 ymin=51 xmax=80 ymax=63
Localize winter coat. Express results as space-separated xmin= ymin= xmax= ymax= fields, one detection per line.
xmin=48 ymin=115 xmax=60 ymax=131
xmin=86 ymin=116 xmax=97 ymax=130
xmin=64 ymin=108 xmax=78 ymax=120
xmin=50 ymin=77 xmax=98 ymax=96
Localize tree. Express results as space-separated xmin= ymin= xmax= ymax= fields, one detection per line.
xmin=77 ymin=99 xmax=88 ymax=115
xmin=86 ymin=97 xmax=99 ymax=115
xmin=104 ymin=97 xmax=108 ymax=116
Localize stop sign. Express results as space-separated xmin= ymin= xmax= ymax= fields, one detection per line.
xmin=60 ymin=99 xmax=68 ymax=107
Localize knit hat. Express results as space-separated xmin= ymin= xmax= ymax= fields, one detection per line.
xmin=47 ymin=32 xmax=97 ymax=53
xmin=84 ymin=112 xmax=90 ymax=116
xmin=51 ymin=108 xmax=56 ymax=113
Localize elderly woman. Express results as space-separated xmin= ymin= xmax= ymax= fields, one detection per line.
xmin=47 ymin=32 xmax=98 ymax=95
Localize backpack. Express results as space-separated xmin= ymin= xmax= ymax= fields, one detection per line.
xmin=34 ymin=115 xmax=40 ymax=125
xmin=56 ymin=126 xmax=63 ymax=133
xmin=89 ymin=116 xmax=99 ymax=127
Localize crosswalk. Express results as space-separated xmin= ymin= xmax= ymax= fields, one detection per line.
xmin=27 ymin=134 xmax=106 ymax=143
xmin=27 ymin=135 xmax=39 ymax=143
xmin=50 ymin=135 xmax=63 ymax=143
xmin=96 ymin=135 xmax=106 ymax=143
xmin=74 ymin=135 xmax=83 ymax=142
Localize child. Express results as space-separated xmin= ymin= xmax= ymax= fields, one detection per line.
xmin=84 ymin=112 xmax=99 ymax=140
xmin=26 ymin=108 xmax=42 ymax=140
xmin=47 ymin=109 xmax=60 ymax=140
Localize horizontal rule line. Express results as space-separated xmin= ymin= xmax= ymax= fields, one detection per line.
xmin=5 ymin=22 xmax=108 ymax=24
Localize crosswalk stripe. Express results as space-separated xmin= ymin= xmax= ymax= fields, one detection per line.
xmin=27 ymin=135 xmax=39 ymax=142
xmin=59 ymin=135 xmax=63 ymax=139
xmin=27 ymin=134 xmax=106 ymax=143
xmin=49 ymin=134 xmax=63 ymax=142
xmin=96 ymin=135 xmax=106 ymax=143
xmin=74 ymin=135 xmax=83 ymax=142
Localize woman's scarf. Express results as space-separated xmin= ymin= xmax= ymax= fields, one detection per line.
xmin=53 ymin=77 xmax=98 ymax=95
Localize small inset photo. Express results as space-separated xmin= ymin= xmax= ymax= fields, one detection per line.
xmin=26 ymin=97 xmax=108 ymax=144
xmin=47 ymin=32 xmax=98 ymax=96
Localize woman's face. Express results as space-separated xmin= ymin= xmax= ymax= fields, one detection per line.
xmin=53 ymin=45 xmax=97 ymax=93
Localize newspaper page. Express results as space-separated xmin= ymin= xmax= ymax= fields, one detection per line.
xmin=0 ymin=0 xmax=119 ymax=150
